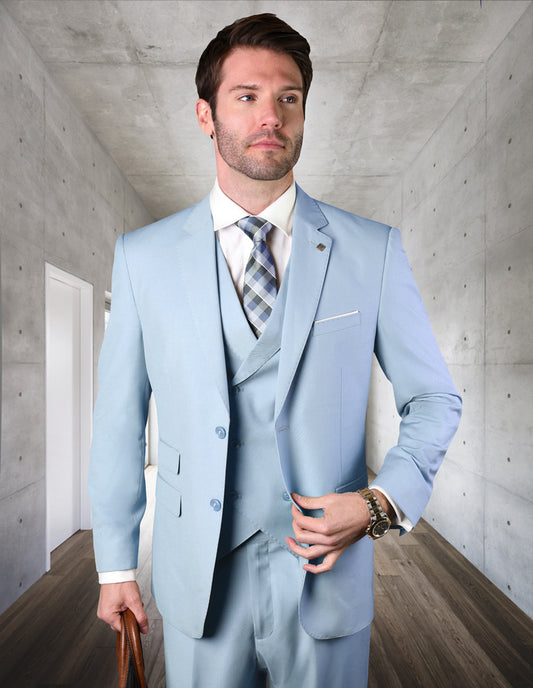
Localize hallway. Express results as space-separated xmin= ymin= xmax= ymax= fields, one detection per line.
xmin=0 ymin=468 xmax=531 ymax=688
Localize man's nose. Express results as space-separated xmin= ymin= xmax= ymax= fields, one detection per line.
xmin=259 ymin=99 xmax=283 ymax=128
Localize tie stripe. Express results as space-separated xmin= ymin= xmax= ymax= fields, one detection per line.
xmin=236 ymin=216 xmax=278 ymax=337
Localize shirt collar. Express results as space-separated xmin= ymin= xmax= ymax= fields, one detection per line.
xmin=210 ymin=179 xmax=296 ymax=236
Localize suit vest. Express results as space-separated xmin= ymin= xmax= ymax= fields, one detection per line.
xmin=215 ymin=238 xmax=294 ymax=558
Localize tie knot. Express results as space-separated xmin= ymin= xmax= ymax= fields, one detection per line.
xmin=236 ymin=216 xmax=273 ymax=243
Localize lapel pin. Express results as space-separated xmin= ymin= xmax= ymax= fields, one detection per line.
xmin=316 ymin=243 xmax=326 ymax=252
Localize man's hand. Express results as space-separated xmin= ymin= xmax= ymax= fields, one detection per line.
xmin=97 ymin=581 xmax=149 ymax=634
xmin=286 ymin=490 xmax=389 ymax=574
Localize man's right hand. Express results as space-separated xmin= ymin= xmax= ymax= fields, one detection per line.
xmin=97 ymin=581 xmax=149 ymax=634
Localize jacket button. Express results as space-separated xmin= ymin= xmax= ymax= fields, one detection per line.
xmin=210 ymin=499 xmax=222 ymax=512
xmin=282 ymin=492 xmax=291 ymax=502
xmin=215 ymin=426 xmax=226 ymax=439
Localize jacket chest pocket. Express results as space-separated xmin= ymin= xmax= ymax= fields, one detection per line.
xmin=312 ymin=310 xmax=360 ymax=336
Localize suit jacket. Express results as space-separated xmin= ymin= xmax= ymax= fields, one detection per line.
xmin=89 ymin=185 xmax=461 ymax=639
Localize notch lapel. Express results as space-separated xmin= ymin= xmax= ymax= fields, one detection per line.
xmin=275 ymin=187 xmax=331 ymax=419
xmin=175 ymin=198 xmax=229 ymax=414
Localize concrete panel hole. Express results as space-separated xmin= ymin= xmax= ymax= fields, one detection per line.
xmin=507 ymin=266 xmax=511 ymax=271
xmin=508 ymin=203 xmax=512 ymax=208
xmin=507 ymin=393 xmax=511 ymax=398
xmin=464 ymin=127 xmax=468 ymax=133
xmin=507 ymin=457 xmax=511 ymax=462
xmin=507 ymin=521 xmax=511 ymax=526
xmin=19 ymin=202 xmax=23 ymax=208
xmin=19 ymin=74 xmax=22 ymax=80
xmin=19 ymin=456 xmax=22 ymax=462
xmin=509 ymin=74 xmax=513 ymax=80
xmin=508 ymin=138 xmax=512 ymax=144
xmin=507 ymin=330 xmax=511 ymax=335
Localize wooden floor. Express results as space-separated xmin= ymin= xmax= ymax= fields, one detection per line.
xmin=1 ymin=467 xmax=532 ymax=687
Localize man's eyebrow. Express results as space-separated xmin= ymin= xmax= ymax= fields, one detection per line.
xmin=228 ymin=83 xmax=304 ymax=92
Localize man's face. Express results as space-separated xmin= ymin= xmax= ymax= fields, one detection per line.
xmin=202 ymin=47 xmax=305 ymax=184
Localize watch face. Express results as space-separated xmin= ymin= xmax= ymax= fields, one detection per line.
xmin=372 ymin=519 xmax=391 ymax=538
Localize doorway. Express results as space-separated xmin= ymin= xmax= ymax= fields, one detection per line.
xmin=45 ymin=264 xmax=93 ymax=570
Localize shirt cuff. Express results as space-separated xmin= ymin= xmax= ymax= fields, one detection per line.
xmin=370 ymin=484 xmax=413 ymax=532
xmin=98 ymin=569 xmax=137 ymax=584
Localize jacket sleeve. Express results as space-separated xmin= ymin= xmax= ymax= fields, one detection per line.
xmin=88 ymin=233 xmax=152 ymax=572
xmin=372 ymin=227 xmax=462 ymax=528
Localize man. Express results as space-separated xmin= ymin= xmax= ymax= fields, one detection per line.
xmin=89 ymin=13 xmax=461 ymax=688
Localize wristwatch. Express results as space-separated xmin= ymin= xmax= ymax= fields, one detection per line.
xmin=358 ymin=487 xmax=391 ymax=539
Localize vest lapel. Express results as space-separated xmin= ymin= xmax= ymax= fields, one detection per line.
xmin=217 ymin=237 xmax=289 ymax=387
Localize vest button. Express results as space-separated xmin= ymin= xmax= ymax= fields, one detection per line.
xmin=215 ymin=426 xmax=226 ymax=439
xmin=282 ymin=492 xmax=291 ymax=502
xmin=210 ymin=499 xmax=222 ymax=512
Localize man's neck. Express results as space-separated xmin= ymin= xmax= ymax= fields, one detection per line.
xmin=217 ymin=172 xmax=294 ymax=215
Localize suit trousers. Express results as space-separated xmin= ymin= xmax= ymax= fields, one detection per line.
xmin=162 ymin=531 xmax=371 ymax=688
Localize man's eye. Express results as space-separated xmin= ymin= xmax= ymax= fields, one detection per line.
xmin=282 ymin=95 xmax=297 ymax=104
xmin=239 ymin=94 xmax=255 ymax=102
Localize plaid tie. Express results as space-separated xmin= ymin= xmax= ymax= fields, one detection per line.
xmin=236 ymin=216 xmax=278 ymax=337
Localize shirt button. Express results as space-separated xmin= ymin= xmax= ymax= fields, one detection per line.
xmin=282 ymin=492 xmax=291 ymax=502
xmin=210 ymin=499 xmax=222 ymax=512
xmin=215 ymin=426 xmax=226 ymax=439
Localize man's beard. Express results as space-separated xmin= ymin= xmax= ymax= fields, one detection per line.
xmin=213 ymin=118 xmax=303 ymax=181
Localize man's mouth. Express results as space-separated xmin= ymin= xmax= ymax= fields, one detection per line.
xmin=248 ymin=135 xmax=286 ymax=149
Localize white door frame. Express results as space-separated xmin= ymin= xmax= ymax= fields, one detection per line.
xmin=45 ymin=263 xmax=93 ymax=570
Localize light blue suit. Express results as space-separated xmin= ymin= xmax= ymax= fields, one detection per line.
xmin=89 ymin=185 xmax=461 ymax=643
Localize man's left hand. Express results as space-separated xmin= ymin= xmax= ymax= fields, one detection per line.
xmin=286 ymin=491 xmax=387 ymax=574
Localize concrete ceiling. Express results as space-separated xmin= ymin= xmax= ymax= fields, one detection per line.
xmin=4 ymin=0 xmax=531 ymax=221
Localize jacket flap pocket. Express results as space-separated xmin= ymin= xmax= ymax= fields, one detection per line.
xmin=156 ymin=474 xmax=182 ymax=517
xmin=335 ymin=472 xmax=368 ymax=494
xmin=158 ymin=437 xmax=180 ymax=475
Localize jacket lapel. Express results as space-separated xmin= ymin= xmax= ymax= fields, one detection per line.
xmin=175 ymin=197 xmax=229 ymax=414
xmin=275 ymin=186 xmax=331 ymax=419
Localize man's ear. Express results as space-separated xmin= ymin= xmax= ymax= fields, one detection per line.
xmin=196 ymin=99 xmax=214 ymax=138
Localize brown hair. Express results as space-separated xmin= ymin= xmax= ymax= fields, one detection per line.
xmin=195 ymin=13 xmax=312 ymax=115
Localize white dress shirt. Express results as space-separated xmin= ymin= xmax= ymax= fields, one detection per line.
xmin=98 ymin=181 xmax=410 ymax=585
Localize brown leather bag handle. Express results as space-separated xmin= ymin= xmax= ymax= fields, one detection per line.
xmin=116 ymin=608 xmax=147 ymax=688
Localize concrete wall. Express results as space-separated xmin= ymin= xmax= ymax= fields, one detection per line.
xmin=0 ymin=4 xmax=152 ymax=615
xmin=367 ymin=6 xmax=533 ymax=618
